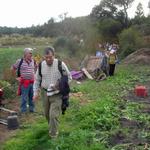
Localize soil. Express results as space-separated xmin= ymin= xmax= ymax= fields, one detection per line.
xmin=123 ymin=48 xmax=150 ymax=65
xmin=109 ymin=81 xmax=150 ymax=149
xmin=0 ymin=98 xmax=20 ymax=146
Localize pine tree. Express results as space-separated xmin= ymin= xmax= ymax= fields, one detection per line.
xmin=135 ymin=2 xmax=144 ymax=18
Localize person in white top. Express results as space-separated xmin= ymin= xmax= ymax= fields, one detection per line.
xmin=33 ymin=46 xmax=71 ymax=138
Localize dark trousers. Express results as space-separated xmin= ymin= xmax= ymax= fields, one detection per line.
xmin=109 ymin=64 xmax=116 ymax=76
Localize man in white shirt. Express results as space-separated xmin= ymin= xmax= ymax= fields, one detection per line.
xmin=33 ymin=46 xmax=72 ymax=138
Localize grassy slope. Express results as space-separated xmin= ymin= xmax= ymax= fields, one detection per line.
xmin=0 ymin=48 xmax=22 ymax=77
xmin=1 ymin=48 xmax=150 ymax=150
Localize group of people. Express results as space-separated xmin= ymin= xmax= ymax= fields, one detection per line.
xmin=11 ymin=44 xmax=118 ymax=138
xmin=11 ymin=46 xmax=72 ymax=138
xmin=98 ymin=43 xmax=118 ymax=77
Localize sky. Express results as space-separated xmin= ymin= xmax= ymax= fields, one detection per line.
xmin=0 ymin=0 xmax=149 ymax=28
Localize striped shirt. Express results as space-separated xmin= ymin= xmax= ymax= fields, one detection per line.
xmin=33 ymin=59 xmax=72 ymax=96
xmin=12 ymin=58 xmax=35 ymax=80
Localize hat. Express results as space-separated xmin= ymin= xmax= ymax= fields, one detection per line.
xmin=24 ymin=48 xmax=33 ymax=53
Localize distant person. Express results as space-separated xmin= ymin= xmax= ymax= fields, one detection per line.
xmin=33 ymin=46 xmax=72 ymax=138
xmin=101 ymin=51 xmax=109 ymax=76
xmin=108 ymin=50 xmax=118 ymax=76
xmin=111 ymin=43 xmax=118 ymax=52
xmin=11 ymin=48 xmax=37 ymax=113
xmin=96 ymin=43 xmax=104 ymax=57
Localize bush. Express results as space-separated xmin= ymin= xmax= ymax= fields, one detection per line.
xmin=53 ymin=36 xmax=68 ymax=48
xmin=97 ymin=18 xmax=122 ymax=42
xmin=54 ymin=36 xmax=80 ymax=56
xmin=118 ymin=27 xmax=144 ymax=59
xmin=0 ymin=80 xmax=15 ymax=99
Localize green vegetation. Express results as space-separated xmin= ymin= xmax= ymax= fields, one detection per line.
xmin=0 ymin=80 xmax=15 ymax=99
xmin=118 ymin=27 xmax=144 ymax=58
xmin=2 ymin=62 xmax=150 ymax=149
xmin=0 ymin=48 xmax=22 ymax=69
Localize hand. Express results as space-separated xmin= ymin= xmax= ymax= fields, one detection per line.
xmin=16 ymin=77 xmax=21 ymax=82
xmin=51 ymin=85 xmax=57 ymax=90
xmin=33 ymin=95 xmax=39 ymax=102
xmin=50 ymin=84 xmax=58 ymax=90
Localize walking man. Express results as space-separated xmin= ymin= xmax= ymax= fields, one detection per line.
xmin=33 ymin=46 xmax=72 ymax=138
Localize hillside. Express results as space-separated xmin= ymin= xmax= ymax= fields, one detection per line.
xmin=1 ymin=64 xmax=150 ymax=150
xmin=123 ymin=48 xmax=150 ymax=65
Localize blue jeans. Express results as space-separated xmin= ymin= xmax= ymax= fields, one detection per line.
xmin=21 ymin=83 xmax=34 ymax=112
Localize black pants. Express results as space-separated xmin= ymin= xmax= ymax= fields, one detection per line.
xmin=109 ymin=64 xmax=116 ymax=76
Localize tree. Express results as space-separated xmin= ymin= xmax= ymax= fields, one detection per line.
xmin=115 ymin=10 xmax=126 ymax=27
xmin=131 ymin=3 xmax=146 ymax=25
xmin=90 ymin=0 xmax=117 ymax=20
xmin=114 ymin=0 xmax=135 ymax=27
xmin=135 ymin=2 xmax=144 ymax=18
xmin=90 ymin=0 xmax=134 ymax=28
xmin=97 ymin=18 xmax=122 ymax=42
xmin=58 ymin=12 xmax=68 ymax=22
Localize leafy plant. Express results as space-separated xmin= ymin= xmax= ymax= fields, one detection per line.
xmin=0 ymin=80 xmax=15 ymax=99
xmin=118 ymin=27 xmax=144 ymax=59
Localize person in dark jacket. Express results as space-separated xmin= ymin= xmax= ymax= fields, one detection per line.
xmin=101 ymin=51 xmax=109 ymax=76
xmin=58 ymin=74 xmax=70 ymax=114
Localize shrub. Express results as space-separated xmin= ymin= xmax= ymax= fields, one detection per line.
xmin=97 ymin=18 xmax=122 ymax=42
xmin=53 ymin=36 xmax=68 ymax=48
xmin=0 ymin=80 xmax=15 ymax=99
xmin=54 ymin=36 xmax=80 ymax=56
xmin=118 ymin=27 xmax=144 ymax=59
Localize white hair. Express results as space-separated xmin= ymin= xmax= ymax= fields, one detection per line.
xmin=24 ymin=48 xmax=33 ymax=53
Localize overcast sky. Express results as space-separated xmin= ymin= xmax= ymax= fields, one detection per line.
xmin=0 ymin=0 xmax=149 ymax=28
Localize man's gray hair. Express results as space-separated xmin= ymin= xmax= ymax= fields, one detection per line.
xmin=44 ymin=46 xmax=55 ymax=55
xmin=24 ymin=48 xmax=33 ymax=53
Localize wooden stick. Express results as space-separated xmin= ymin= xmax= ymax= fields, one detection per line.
xmin=0 ymin=118 xmax=7 ymax=125
xmin=0 ymin=107 xmax=16 ymax=114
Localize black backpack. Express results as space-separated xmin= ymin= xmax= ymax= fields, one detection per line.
xmin=59 ymin=75 xmax=70 ymax=114
xmin=17 ymin=58 xmax=24 ymax=77
xmin=17 ymin=58 xmax=36 ymax=77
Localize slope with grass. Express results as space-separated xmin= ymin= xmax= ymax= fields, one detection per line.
xmin=2 ymin=62 xmax=150 ymax=150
